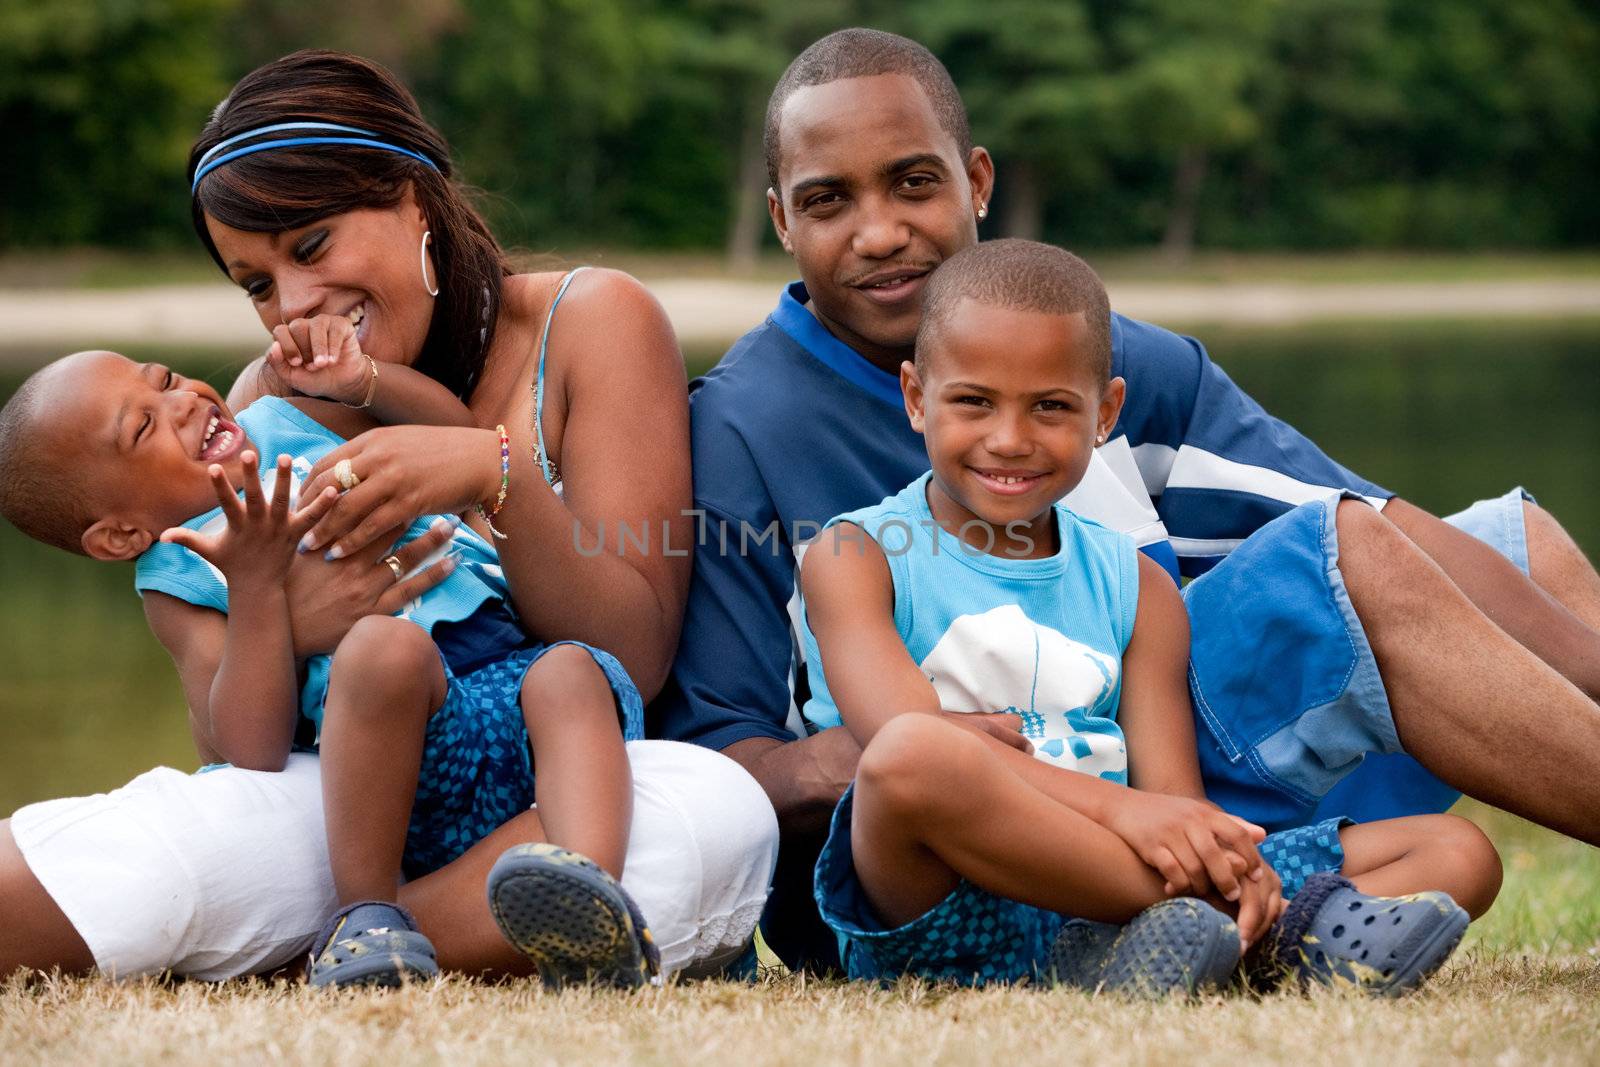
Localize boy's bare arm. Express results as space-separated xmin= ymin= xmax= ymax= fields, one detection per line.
xmin=143 ymin=588 xmax=298 ymax=771
xmin=1119 ymin=554 xmax=1208 ymax=800
xmin=800 ymin=525 xmax=942 ymax=746
xmin=268 ymin=315 xmax=476 ymax=428
xmin=149 ymin=453 xmax=339 ymax=771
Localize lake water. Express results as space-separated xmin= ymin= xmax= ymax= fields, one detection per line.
xmin=1 ymin=318 xmax=1596 ymax=812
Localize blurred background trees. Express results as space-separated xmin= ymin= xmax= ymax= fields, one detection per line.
xmin=2 ymin=0 xmax=1595 ymax=258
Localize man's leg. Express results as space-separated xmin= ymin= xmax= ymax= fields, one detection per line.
xmin=1525 ymin=501 xmax=1600 ymax=631
xmin=1315 ymin=492 xmax=1600 ymax=824
xmin=1337 ymin=500 xmax=1600 ymax=845
xmin=1383 ymin=496 xmax=1600 ymax=700
xmin=0 ymin=820 xmax=94 ymax=974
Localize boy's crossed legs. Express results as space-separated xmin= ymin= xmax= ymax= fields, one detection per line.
xmin=825 ymin=714 xmax=1498 ymax=994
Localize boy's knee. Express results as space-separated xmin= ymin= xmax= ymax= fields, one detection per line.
xmin=330 ymin=616 xmax=439 ymax=689
xmin=856 ymin=715 xmax=978 ymax=821
xmin=1420 ymin=814 xmax=1503 ymax=917
xmin=521 ymin=645 xmax=613 ymax=716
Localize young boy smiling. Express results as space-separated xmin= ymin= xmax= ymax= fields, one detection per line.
xmin=798 ymin=240 xmax=1500 ymax=994
xmin=0 ymin=343 xmax=654 ymax=989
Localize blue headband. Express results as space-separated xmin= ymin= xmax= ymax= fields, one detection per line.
xmin=191 ymin=121 xmax=440 ymax=194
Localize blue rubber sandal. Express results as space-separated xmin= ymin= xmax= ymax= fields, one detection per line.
xmin=487 ymin=843 xmax=661 ymax=990
xmin=307 ymin=901 xmax=439 ymax=989
xmin=1263 ymin=872 xmax=1469 ymax=997
xmin=1048 ymin=898 xmax=1241 ymax=998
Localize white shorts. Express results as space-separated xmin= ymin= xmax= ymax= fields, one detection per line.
xmin=10 ymin=740 xmax=777 ymax=981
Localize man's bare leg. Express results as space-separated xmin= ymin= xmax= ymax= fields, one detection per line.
xmin=1524 ymin=501 xmax=1600 ymax=632
xmin=1383 ymin=498 xmax=1600 ymax=699
xmin=1337 ymin=500 xmax=1600 ymax=845
xmin=0 ymin=820 xmax=94 ymax=975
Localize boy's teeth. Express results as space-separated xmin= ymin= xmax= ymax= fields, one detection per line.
xmin=349 ymin=305 xmax=365 ymax=325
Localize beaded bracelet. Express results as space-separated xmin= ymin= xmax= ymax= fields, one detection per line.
xmin=476 ymin=424 xmax=511 ymax=539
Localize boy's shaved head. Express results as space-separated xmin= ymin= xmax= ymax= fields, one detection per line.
xmin=0 ymin=358 xmax=95 ymax=554
xmin=916 ymin=240 xmax=1112 ymax=381
xmin=765 ymin=28 xmax=972 ymax=190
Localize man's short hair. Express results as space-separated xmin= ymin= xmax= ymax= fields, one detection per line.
xmin=0 ymin=366 xmax=89 ymax=555
xmin=916 ymin=239 xmax=1113 ymax=382
xmin=764 ymin=28 xmax=973 ymax=190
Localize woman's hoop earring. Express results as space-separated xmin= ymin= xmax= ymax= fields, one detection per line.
xmin=420 ymin=230 xmax=440 ymax=298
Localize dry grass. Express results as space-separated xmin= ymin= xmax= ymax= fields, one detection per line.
xmin=3 ymin=958 xmax=1598 ymax=1067
xmin=2 ymin=802 xmax=1596 ymax=1066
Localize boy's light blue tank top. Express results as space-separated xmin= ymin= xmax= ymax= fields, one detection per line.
xmin=799 ymin=472 xmax=1140 ymax=783
xmin=134 ymin=396 xmax=516 ymax=726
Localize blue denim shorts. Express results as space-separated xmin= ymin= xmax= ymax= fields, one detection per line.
xmin=402 ymin=639 xmax=643 ymax=878
xmin=1186 ymin=487 xmax=1532 ymax=832
xmin=813 ymin=785 xmax=1349 ymax=986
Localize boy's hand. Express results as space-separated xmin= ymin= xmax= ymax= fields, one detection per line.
xmin=160 ymin=452 xmax=339 ymax=588
xmin=1103 ymin=790 xmax=1268 ymax=903
xmin=1228 ymin=861 xmax=1287 ymax=949
xmin=266 ymin=314 xmax=372 ymax=406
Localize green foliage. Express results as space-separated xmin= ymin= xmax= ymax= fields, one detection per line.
xmin=1 ymin=0 xmax=1596 ymax=251
xmin=0 ymin=0 xmax=236 ymax=246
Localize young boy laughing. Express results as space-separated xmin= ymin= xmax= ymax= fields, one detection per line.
xmin=798 ymin=241 xmax=1500 ymax=995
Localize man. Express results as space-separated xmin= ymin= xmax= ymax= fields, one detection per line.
xmin=651 ymin=28 xmax=1600 ymax=968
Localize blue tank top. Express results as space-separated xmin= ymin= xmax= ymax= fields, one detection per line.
xmin=134 ymin=395 xmax=517 ymax=727
xmin=798 ymin=472 xmax=1141 ymax=782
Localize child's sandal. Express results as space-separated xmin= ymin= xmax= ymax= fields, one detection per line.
xmin=1048 ymin=898 xmax=1241 ymax=998
xmin=487 ymin=843 xmax=660 ymax=990
xmin=307 ymin=901 xmax=440 ymax=989
xmin=1253 ymin=872 xmax=1469 ymax=997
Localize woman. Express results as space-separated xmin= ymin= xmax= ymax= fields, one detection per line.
xmin=0 ymin=50 xmax=777 ymax=982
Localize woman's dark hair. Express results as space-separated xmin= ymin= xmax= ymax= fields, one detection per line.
xmin=190 ymin=50 xmax=510 ymax=398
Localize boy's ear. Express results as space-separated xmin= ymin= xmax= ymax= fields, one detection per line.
xmin=1097 ymin=376 xmax=1127 ymax=444
xmin=901 ymin=360 xmax=926 ymax=433
xmin=82 ymin=517 xmax=154 ymax=561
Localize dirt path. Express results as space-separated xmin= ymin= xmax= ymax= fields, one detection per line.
xmin=2 ymin=277 xmax=1596 ymax=361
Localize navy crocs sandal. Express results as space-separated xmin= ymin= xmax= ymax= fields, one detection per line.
xmin=307 ymin=901 xmax=440 ymax=988
xmin=1048 ymin=898 xmax=1241 ymax=998
xmin=1258 ymin=872 xmax=1469 ymax=997
xmin=487 ymin=843 xmax=661 ymax=990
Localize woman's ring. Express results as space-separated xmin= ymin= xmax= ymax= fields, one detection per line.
xmin=334 ymin=459 xmax=361 ymax=491
xmin=383 ymin=555 xmax=404 ymax=581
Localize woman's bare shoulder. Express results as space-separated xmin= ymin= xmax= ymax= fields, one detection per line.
xmin=542 ymin=268 xmax=677 ymax=371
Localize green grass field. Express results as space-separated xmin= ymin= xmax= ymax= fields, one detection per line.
xmin=3 ymin=801 xmax=1597 ymax=1067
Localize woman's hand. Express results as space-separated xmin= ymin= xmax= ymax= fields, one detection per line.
xmin=283 ymin=517 xmax=458 ymax=657
xmin=299 ymin=424 xmax=502 ymax=559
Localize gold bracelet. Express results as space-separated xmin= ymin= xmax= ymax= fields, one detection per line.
xmin=341 ymin=355 xmax=379 ymax=409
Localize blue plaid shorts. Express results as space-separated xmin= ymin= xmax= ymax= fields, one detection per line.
xmin=813 ymin=784 xmax=1349 ymax=985
xmin=401 ymin=639 xmax=643 ymax=878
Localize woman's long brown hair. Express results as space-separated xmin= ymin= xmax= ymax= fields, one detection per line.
xmin=190 ymin=50 xmax=511 ymax=399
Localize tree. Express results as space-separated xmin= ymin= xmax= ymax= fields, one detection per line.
xmin=903 ymin=0 xmax=1273 ymax=257
xmin=0 ymin=0 xmax=235 ymax=246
